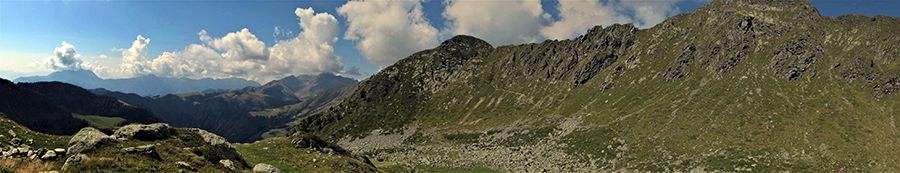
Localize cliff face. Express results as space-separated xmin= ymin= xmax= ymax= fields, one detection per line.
xmin=294 ymin=0 xmax=900 ymax=171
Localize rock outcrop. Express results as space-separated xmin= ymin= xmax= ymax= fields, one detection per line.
xmin=112 ymin=123 xmax=174 ymax=141
xmin=219 ymin=159 xmax=238 ymax=172
xmin=67 ymin=127 xmax=115 ymax=156
xmin=252 ymin=163 xmax=281 ymax=173
xmin=61 ymin=154 xmax=88 ymax=171
xmin=121 ymin=144 xmax=161 ymax=160
xmin=190 ymin=128 xmax=246 ymax=166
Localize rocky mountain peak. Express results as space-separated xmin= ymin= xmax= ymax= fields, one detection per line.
xmin=437 ymin=35 xmax=493 ymax=51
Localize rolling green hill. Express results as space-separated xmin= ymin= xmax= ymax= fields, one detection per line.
xmin=293 ymin=0 xmax=900 ymax=172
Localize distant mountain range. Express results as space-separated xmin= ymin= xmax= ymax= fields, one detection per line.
xmin=14 ymin=70 xmax=261 ymax=96
xmin=99 ymin=73 xmax=358 ymax=143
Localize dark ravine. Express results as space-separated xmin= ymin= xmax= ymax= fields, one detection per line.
xmin=294 ymin=0 xmax=900 ymax=172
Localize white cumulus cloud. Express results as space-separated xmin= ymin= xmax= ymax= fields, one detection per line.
xmin=35 ymin=41 xmax=99 ymax=71
xmin=199 ymin=28 xmax=269 ymax=61
xmin=620 ymin=0 xmax=680 ymax=29
xmin=542 ymin=0 xmax=680 ymax=40
xmin=440 ymin=0 xmax=681 ymax=43
xmin=338 ymin=0 xmax=440 ymax=65
xmin=443 ymin=0 xmax=547 ymax=46
xmin=116 ymin=7 xmax=342 ymax=83
xmin=118 ymin=35 xmax=152 ymax=77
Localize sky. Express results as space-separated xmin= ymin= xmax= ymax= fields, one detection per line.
xmin=1 ymin=0 xmax=897 ymax=84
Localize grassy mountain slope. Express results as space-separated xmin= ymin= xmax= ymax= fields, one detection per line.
xmin=0 ymin=112 xmax=380 ymax=172
xmin=0 ymin=113 xmax=72 ymax=172
xmin=294 ymin=0 xmax=900 ymax=172
xmin=0 ymin=78 xmax=89 ymax=135
xmin=17 ymin=82 xmax=163 ymax=125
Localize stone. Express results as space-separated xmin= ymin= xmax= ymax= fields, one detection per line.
xmin=67 ymin=127 xmax=115 ymax=156
xmin=252 ymin=163 xmax=281 ymax=173
xmin=219 ymin=159 xmax=237 ymax=172
xmin=10 ymin=137 xmax=22 ymax=146
xmin=26 ymin=138 xmax=33 ymax=145
xmin=41 ymin=149 xmax=58 ymax=160
xmin=322 ymin=148 xmax=334 ymax=155
xmin=190 ymin=128 xmax=245 ymax=163
xmin=121 ymin=144 xmax=161 ymax=160
xmin=176 ymin=161 xmax=195 ymax=171
xmin=8 ymin=129 xmax=16 ymax=138
xmin=61 ymin=154 xmax=88 ymax=171
xmin=112 ymin=123 xmax=174 ymax=141
xmin=54 ymin=148 xmax=66 ymax=154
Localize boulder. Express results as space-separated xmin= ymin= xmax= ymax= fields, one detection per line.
xmin=322 ymin=148 xmax=334 ymax=155
xmin=121 ymin=144 xmax=161 ymax=160
xmin=190 ymin=128 xmax=245 ymax=163
xmin=10 ymin=137 xmax=22 ymax=146
xmin=112 ymin=123 xmax=174 ymax=141
xmin=41 ymin=149 xmax=58 ymax=160
xmin=54 ymin=148 xmax=66 ymax=154
xmin=67 ymin=127 xmax=115 ymax=156
xmin=219 ymin=159 xmax=237 ymax=172
xmin=1 ymin=148 xmax=16 ymax=158
xmin=8 ymin=129 xmax=16 ymax=138
xmin=252 ymin=163 xmax=281 ymax=173
xmin=61 ymin=154 xmax=89 ymax=171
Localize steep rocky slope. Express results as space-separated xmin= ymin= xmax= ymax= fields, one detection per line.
xmin=0 ymin=79 xmax=91 ymax=135
xmin=294 ymin=0 xmax=900 ymax=172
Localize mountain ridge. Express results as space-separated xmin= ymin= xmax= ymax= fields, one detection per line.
xmin=292 ymin=0 xmax=900 ymax=171
xmin=14 ymin=70 xmax=261 ymax=96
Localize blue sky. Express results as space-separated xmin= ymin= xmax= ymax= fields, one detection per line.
xmin=1 ymin=0 xmax=897 ymax=83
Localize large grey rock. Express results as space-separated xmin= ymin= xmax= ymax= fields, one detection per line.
xmin=41 ymin=148 xmax=58 ymax=160
xmin=112 ymin=123 xmax=174 ymax=141
xmin=190 ymin=128 xmax=245 ymax=163
xmin=67 ymin=127 xmax=115 ymax=156
xmin=121 ymin=144 xmax=161 ymax=160
xmin=61 ymin=154 xmax=88 ymax=171
xmin=252 ymin=163 xmax=281 ymax=173
xmin=219 ymin=159 xmax=237 ymax=172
